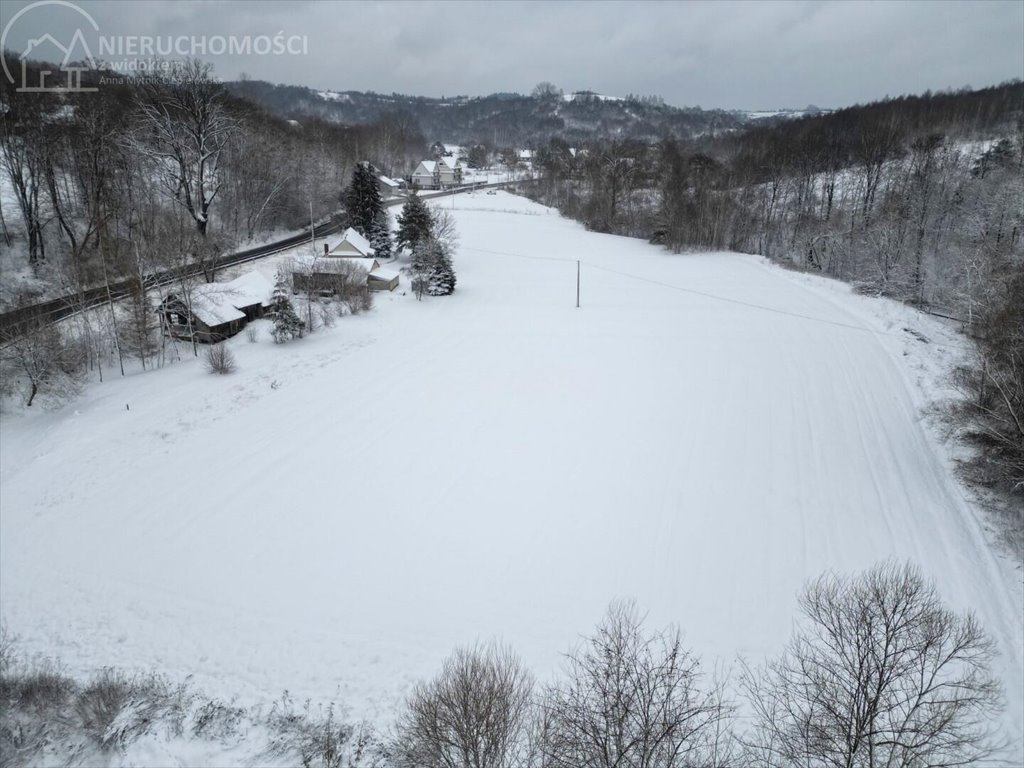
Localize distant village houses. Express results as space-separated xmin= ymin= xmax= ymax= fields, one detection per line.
xmin=411 ymin=155 xmax=463 ymax=190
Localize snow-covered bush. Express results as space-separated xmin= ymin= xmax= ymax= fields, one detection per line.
xmin=204 ymin=343 xmax=236 ymax=375
xmin=263 ymin=694 xmax=388 ymax=768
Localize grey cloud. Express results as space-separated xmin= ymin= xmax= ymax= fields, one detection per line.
xmin=2 ymin=0 xmax=1021 ymax=109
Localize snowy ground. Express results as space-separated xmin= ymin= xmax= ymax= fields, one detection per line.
xmin=1 ymin=191 xmax=1021 ymax=758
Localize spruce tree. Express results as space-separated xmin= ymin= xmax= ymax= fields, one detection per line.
xmin=267 ymin=277 xmax=304 ymax=343
xmin=370 ymin=210 xmax=393 ymax=260
xmin=410 ymin=238 xmax=439 ymax=300
xmin=396 ymin=192 xmax=433 ymax=253
xmin=342 ymin=162 xmax=384 ymax=239
xmin=427 ymin=244 xmax=457 ymax=296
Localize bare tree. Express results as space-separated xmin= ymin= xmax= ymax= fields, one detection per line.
xmin=542 ymin=600 xmax=734 ymax=768
xmin=130 ymin=59 xmax=237 ymax=239
xmin=0 ymin=321 xmax=83 ymax=406
xmin=741 ymin=561 xmax=1003 ymax=768
xmin=0 ymin=96 xmax=48 ymax=270
xmin=393 ymin=642 xmax=535 ymax=768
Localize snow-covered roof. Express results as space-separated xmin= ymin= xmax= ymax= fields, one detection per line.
xmin=330 ymin=227 xmax=374 ymax=257
xmin=379 ymin=175 xmax=400 ymax=187
xmin=180 ymin=271 xmax=275 ymax=327
xmin=439 ymin=155 xmax=461 ymax=169
xmin=188 ymin=288 xmax=245 ymax=327
xmin=333 ymin=257 xmax=378 ymax=272
xmin=369 ymin=267 xmax=399 ymax=281
xmin=223 ymin=271 xmax=274 ymax=308
xmin=415 ymin=160 xmax=437 ymax=174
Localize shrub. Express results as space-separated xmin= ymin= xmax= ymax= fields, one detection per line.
xmin=394 ymin=643 xmax=534 ymax=768
xmin=74 ymin=669 xmax=190 ymax=750
xmin=264 ymin=694 xmax=388 ymax=768
xmin=205 ymin=343 xmax=236 ymax=374
xmin=74 ymin=669 xmax=132 ymax=748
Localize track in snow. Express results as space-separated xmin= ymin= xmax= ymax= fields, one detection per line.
xmin=1 ymin=191 xmax=1020 ymax=752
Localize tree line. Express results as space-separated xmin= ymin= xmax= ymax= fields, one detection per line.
xmin=0 ymin=55 xmax=426 ymax=301
xmin=393 ymin=562 xmax=1005 ymax=768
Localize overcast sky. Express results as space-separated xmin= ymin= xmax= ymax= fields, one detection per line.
xmin=3 ymin=0 xmax=1022 ymax=109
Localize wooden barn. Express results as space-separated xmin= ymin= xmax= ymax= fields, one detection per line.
xmin=160 ymin=271 xmax=274 ymax=343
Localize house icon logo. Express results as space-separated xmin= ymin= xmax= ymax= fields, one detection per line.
xmin=1 ymin=1 xmax=100 ymax=92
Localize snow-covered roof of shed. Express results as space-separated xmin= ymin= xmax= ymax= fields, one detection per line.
xmin=188 ymin=285 xmax=247 ymax=327
xmin=369 ymin=267 xmax=399 ymax=281
xmin=178 ymin=270 xmax=274 ymax=327
xmin=223 ymin=271 xmax=274 ymax=308
xmin=379 ymin=175 xmax=400 ymax=187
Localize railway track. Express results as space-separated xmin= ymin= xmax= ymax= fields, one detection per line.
xmin=0 ymin=179 xmax=529 ymax=341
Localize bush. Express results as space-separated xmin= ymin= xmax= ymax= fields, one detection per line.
xmin=264 ymin=694 xmax=388 ymax=768
xmin=205 ymin=343 xmax=236 ymax=374
xmin=343 ymin=286 xmax=374 ymax=315
xmin=393 ymin=643 xmax=534 ymax=768
xmin=192 ymin=697 xmax=245 ymax=739
xmin=74 ymin=669 xmax=190 ymax=750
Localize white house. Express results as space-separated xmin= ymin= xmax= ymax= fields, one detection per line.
xmin=411 ymin=157 xmax=463 ymax=190
xmin=411 ymin=160 xmax=438 ymax=189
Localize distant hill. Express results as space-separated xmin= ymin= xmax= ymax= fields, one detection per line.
xmin=224 ymin=80 xmax=749 ymax=144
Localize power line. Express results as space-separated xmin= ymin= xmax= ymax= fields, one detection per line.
xmin=461 ymin=244 xmax=968 ymax=351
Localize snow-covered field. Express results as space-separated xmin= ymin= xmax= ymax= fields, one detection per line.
xmin=1 ymin=192 xmax=1020 ymax=755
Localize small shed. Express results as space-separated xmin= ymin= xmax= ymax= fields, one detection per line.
xmin=378 ymin=175 xmax=401 ymax=198
xmin=368 ymin=267 xmax=400 ymax=292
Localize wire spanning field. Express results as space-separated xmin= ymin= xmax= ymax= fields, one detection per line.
xmin=1 ymin=192 xmax=1020 ymax=755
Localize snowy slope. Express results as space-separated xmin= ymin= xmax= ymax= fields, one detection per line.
xmin=1 ymin=192 xmax=1020 ymax=756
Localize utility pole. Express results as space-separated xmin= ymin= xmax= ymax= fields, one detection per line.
xmin=576 ymin=260 xmax=580 ymax=308
xmin=309 ymin=200 xmax=316 ymax=254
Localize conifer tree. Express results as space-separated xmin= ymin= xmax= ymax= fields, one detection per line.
xmin=267 ymin=277 xmax=304 ymax=343
xmin=343 ymin=162 xmax=384 ymax=239
xmin=427 ymin=244 xmax=457 ymax=296
xmin=370 ymin=210 xmax=393 ymax=260
xmin=396 ymin=192 xmax=433 ymax=253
